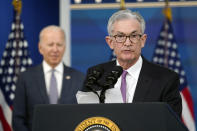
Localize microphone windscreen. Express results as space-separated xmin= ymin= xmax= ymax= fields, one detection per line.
xmin=97 ymin=66 xmax=123 ymax=87
xmin=111 ymin=66 xmax=123 ymax=78
xmin=84 ymin=65 xmax=104 ymax=90
xmin=91 ymin=66 xmax=103 ymax=78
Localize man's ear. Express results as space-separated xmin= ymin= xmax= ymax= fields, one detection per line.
xmin=105 ymin=36 xmax=114 ymax=49
xmin=140 ymin=34 xmax=147 ymax=48
xmin=38 ymin=43 xmax=43 ymax=55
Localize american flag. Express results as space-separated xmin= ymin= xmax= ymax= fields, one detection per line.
xmin=0 ymin=1 xmax=32 ymax=130
xmin=152 ymin=11 xmax=196 ymax=131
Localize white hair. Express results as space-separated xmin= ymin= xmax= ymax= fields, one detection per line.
xmin=107 ymin=9 xmax=146 ymax=35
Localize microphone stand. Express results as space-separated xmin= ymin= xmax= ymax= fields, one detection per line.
xmin=87 ymin=85 xmax=106 ymax=103
xmin=99 ymin=84 xmax=111 ymax=103
xmin=99 ymin=88 xmax=107 ymax=103
xmin=88 ymin=85 xmax=108 ymax=103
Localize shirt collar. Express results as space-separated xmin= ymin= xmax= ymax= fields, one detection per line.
xmin=116 ymin=56 xmax=143 ymax=80
xmin=42 ymin=60 xmax=64 ymax=74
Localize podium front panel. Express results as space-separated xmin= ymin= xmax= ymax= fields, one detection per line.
xmin=32 ymin=103 xmax=187 ymax=131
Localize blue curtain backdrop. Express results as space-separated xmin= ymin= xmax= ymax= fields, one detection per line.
xmin=0 ymin=0 xmax=197 ymax=128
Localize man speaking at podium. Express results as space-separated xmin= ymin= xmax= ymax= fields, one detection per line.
xmin=77 ymin=9 xmax=182 ymax=118
xmin=12 ymin=25 xmax=85 ymax=131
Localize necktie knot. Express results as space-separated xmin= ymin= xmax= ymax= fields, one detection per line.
xmin=51 ymin=69 xmax=55 ymax=74
xmin=122 ymin=70 xmax=128 ymax=78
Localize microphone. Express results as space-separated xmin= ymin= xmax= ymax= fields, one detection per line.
xmin=84 ymin=66 xmax=103 ymax=95
xmin=101 ymin=66 xmax=123 ymax=88
xmin=99 ymin=66 xmax=123 ymax=103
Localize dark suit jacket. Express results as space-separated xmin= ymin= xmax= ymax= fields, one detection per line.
xmin=12 ymin=64 xmax=85 ymax=131
xmin=83 ymin=57 xmax=182 ymax=118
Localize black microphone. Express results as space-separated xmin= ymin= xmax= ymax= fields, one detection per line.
xmin=102 ymin=66 xmax=123 ymax=88
xmin=99 ymin=66 xmax=123 ymax=103
xmin=85 ymin=66 xmax=103 ymax=95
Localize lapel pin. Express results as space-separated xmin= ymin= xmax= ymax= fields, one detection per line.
xmin=65 ymin=75 xmax=71 ymax=80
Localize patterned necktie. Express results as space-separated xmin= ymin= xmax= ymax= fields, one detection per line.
xmin=49 ymin=69 xmax=58 ymax=104
xmin=121 ymin=70 xmax=128 ymax=103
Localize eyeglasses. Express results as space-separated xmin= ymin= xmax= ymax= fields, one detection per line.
xmin=112 ymin=34 xmax=142 ymax=43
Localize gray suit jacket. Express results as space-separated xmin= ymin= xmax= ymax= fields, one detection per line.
xmin=12 ymin=64 xmax=85 ymax=131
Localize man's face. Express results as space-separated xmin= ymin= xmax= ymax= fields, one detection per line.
xmin=39 ymin=30 xmax=65 ymax=68
xmin=106 ymin=19 xmax=147 ymax=64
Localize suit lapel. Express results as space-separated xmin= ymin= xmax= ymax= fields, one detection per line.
xmin=132 ymin=73 xmax=152 ymax=102
xmin=59 ymin=65 xmax=72 ymax=103
xmin=133 ymin=57 xmax=153 ymax=102
xmin=36 ymin=65 xmax=49 ymax=104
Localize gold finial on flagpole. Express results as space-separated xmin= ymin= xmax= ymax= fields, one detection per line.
xmin=12 ymin=0 xmax=22 ymax=15
xmin=163 ymin=0 xmax=172 ymax=21
xmin=120 ymin=0 xmax=126 ymax=10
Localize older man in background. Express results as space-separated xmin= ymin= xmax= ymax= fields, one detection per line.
xmin=12 ymin=25 xmax=85 ymax=131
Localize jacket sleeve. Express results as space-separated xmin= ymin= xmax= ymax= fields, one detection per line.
xmin=162 ymin=73 xmax=182 ymax=118
xmin=12 ymin=73 xmax=29 ymax=131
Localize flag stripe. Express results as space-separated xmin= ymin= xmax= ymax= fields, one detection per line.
xmin=0 ymin=121 xmax=3 ymax=131
xmin=0 ymin=106 xmax=12 ymax=131
xmin=181 ymin=92 xmax=196 ymax=131
xmin=181 ymin=87 xmax=195 ymax=119
xmin=0 ymin=90 xmax=12 ymax=131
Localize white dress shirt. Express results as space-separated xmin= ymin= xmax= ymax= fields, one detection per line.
xmin=42 ymin=61 xmax=64 ymax=97
xmin=105 ymin=56 xmax=143 ymax=103
xmin=76 ymin=56 xmax=143 ymax=104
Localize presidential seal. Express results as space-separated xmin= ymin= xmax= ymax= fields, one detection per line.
xmin=75 ymin=116 xmax=120 ymax=131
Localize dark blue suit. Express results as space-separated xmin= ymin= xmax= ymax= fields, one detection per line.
xmin=12 ymin=64 xmax=85 ymax=131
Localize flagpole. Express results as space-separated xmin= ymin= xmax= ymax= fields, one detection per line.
xmin=12 ymin=0 xmax=22 ymax=15
xmin=12 ymin=0 xmax=22 ymax=75
xmin=120 ymin=0 xmax=126 ymax=10
xmin=163 ymin=0 xmax=172 ymax=67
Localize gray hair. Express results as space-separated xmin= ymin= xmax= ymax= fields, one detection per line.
xmin=39 ymin=25 xmax=66 ymax=44
xmin=107 ymin=9 xmax=146 ymax=36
